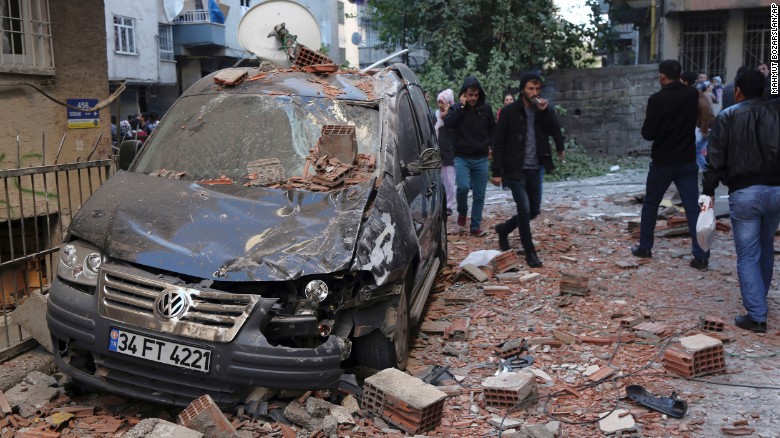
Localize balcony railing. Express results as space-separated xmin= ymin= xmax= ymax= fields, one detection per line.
xmin=172 ymin=9 xmax=212 ymax=24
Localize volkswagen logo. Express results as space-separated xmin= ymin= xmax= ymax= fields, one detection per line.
xmin=154 ymin=288 xmax=189 ymax=319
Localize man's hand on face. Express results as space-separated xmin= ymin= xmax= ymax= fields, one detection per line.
xmin=535 ymin=98 xmax=549 ymax=111
xmin=459 ymin=93 xmax=467 ymax=106
xmin=491 ymin=176 xmax=502 ymax=187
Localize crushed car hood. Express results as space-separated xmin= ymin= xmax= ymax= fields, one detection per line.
xmin=69 ymin=171 xmax=372 ymax=281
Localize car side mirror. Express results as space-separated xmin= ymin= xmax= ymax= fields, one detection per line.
xmin=118 ymin=140 xmax=143 ymax=171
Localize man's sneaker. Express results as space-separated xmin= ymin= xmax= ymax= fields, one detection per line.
xmin=457 ymin=215 xmax=466 ymax=227
xmin=526 ymin=251 xmax=543 ymax=268
xmin=494 ymin=224 xmax=510 ymax=251
xmin=689 ymin=257 xmax=708 ymax=270
xmin=734 ymin=315 xmax=767 ymax=333
xmin=630 ymin=245 xmax=652 ymax=258
xmin=470 ymin=228 xmax=487 ymax=237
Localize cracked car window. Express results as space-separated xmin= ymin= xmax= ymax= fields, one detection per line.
xmin=133 ymin=94 xmax=380 ymax=181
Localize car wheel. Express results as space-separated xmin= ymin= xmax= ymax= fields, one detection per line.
xmin=352 ymin=278 xmax=410 ymax=370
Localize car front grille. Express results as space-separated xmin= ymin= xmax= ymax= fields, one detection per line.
xmin=98 ymin=263 xmax=258 ymax=343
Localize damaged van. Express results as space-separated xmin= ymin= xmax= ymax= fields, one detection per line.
xmin=46 ymin=62 xmax=446 ymax=407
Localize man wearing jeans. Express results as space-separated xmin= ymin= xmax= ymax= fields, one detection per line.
xmin=444 ymin=76 xmax=495 ymax=236
xmin=491 ymin=73 xmax=565 ymax=268
xmin=631 ymin=60 xmax=710 ymax=269
xmin=702 ymin=70 xmax=780 ymax=333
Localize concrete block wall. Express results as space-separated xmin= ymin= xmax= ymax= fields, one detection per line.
xmin=542 ymin=64 xmax=659 ymax=157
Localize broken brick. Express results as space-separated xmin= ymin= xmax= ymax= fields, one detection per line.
xmin=482 ymin=371 xmax=537 ymax=409
xmin=559 ymin=272 xmax=589 ymax=296
xmin=491 ymin=250 xmax=520 ymax=273
xmin=552 ymin=329 xmax=579 ymax=345
xmin=362 ymin=368 xmax=447 ymax=435
xmin=700 ymin=315 xmax=725 ymax=332
xmin=461 ymin=264 xmax=489 ymax=283
xmin=587 ymin=366 xmax=616 ymax=382
xmin=444 ymin=317 xmax=470 ymax=341
xmin=178 ymin=394 xmax=237 ymax=438
xmin=663 ymin=335 xmax=725 ymax=378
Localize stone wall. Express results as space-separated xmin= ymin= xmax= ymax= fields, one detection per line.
xmin=542 ymin=64 xmax=659 ymax=157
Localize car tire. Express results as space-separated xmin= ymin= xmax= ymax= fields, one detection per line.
xmin=352 ymin=278 xmax=409 ymax=370
xmin=437 ymin=198 xmax=448 ymax=268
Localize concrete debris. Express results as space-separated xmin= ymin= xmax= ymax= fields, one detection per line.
xmin=9 ymin=289 xmax=53 ymax=353
xmin=488 ymin=415 xmax=524 ymax=429
xmin=4 ymin=372 xmax=62 ymax=418
xmin=246 ymin=158 xmax=286 ymax=186
xmin=124 ymin=418 xmax=204 ymax=438
xmin=282 ymin=400 xmax=323 ymax=431
xmin=598 ymin=409 xmax=636 ymax=434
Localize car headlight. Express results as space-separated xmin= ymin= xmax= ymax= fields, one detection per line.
xmin=305 ymin=280 xmax=329 ymax=302
xmin=58 ymin=241 xmax=103 ymax=286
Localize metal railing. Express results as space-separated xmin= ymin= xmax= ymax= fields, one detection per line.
xmin=172 ymin=9 xmax=212 ymax=23
xmin=0 ymin=150 xmax=113 ymax=360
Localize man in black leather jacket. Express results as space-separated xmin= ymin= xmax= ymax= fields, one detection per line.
xmin=491 ymin=73 xmax=564 ymax=268
xmin=702 ymin=70 xmax=780 ymax=333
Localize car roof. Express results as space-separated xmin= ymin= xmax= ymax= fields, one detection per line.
xmin=185 ymin=66 xmax=401 ymax=102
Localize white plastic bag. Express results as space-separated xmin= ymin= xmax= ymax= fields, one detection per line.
xmin=696 ymin=195 xmax=715 ymax=251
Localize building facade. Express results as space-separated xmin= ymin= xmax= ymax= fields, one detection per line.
xmin=1 ymin=0 xmax=111 ymax=168
xmin=610 ymin=0 xmax=773 ymax=81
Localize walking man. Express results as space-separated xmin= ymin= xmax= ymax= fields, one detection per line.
xmin=702 ymin=70 xmax=780 ymax=333
xmin=631 ymin=60 xmax=710 ymax=269
xmin=444 ymin=76 xmax=495 ymax=236
xmin=492 ymin=73 xmax=565 ymax=268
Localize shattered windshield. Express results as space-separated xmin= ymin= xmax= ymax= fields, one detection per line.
xmin=133 ymin=94 xmax=380 ymax=186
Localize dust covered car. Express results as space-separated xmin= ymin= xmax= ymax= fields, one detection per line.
xmin=47 ymin=63 xmax=446 ymax=407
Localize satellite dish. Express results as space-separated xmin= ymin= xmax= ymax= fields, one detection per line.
xmin=351 ymin=32 xmax=362 ymax=45
xmin=237 ymin=0 xmax=322 ymax=66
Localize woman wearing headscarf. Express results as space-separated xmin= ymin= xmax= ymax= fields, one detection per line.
xmin=435 ymin=89 xmax=456 ymax=216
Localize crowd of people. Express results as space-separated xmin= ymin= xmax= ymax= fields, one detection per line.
xmin=432 ymin=60 xmax=778 ymax=333
xmin=433 ymin=72 xmax=565 ymax=269
xmin=110 ymin=111 xmax=160 ymax=153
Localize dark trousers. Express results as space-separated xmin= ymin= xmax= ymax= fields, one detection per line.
xmin=499 ymin=169 xmax=541 ymax=253
xmin=638 ymin=161 xmax=709 ymax=259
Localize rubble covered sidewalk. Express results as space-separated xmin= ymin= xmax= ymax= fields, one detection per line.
xmin=2 ymin=169 xmax=780 ymax=437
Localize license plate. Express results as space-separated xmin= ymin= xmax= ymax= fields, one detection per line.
xmin=108 ymin=328 xmax=211 ymax=373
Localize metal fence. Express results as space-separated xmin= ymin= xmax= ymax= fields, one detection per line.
xmin=0 ymin=158 xmax=113 ymax=360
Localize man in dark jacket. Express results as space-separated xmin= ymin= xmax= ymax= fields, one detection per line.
xmin=631 ymin=59 xmax=710 ymax=269
xmin=702 ymin=70 xmax=780 ymax=333
xmin=444 ymin=76 xmax=495 ymax=236
xmin=491 ymin=73 xmax=564 ymax=268
xmin=721 ymin=66 xmax=749 ymax=111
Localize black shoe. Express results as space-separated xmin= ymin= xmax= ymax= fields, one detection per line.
xmin=630 ymin=245 xmax=652 ymax=258
xmin=526 ymin=251 xmax=543 ymax=268
xmin=494 ymin=224 xmax=510 ymax=251
xmin=734 ymin=315 xmax=767 ymax=333
xmin=689 ymin=257 xmax=708 ymax=270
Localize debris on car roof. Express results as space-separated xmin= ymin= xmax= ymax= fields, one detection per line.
xmin=213 ymin=68 xmax=249 ymax=86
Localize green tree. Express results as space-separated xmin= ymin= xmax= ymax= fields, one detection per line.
xmin=367 ymin=0 xmax=611 ymax=109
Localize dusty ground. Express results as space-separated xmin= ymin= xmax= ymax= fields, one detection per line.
xmin=2 ymin=168 xmax=779 ymax=437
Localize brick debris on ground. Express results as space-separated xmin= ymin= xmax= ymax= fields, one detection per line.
xmin=2 ymin=171 xmax=780 ymax=437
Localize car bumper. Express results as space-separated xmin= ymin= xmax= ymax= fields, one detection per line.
xmin=47 ymin=277 xmax=345 ymax=408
